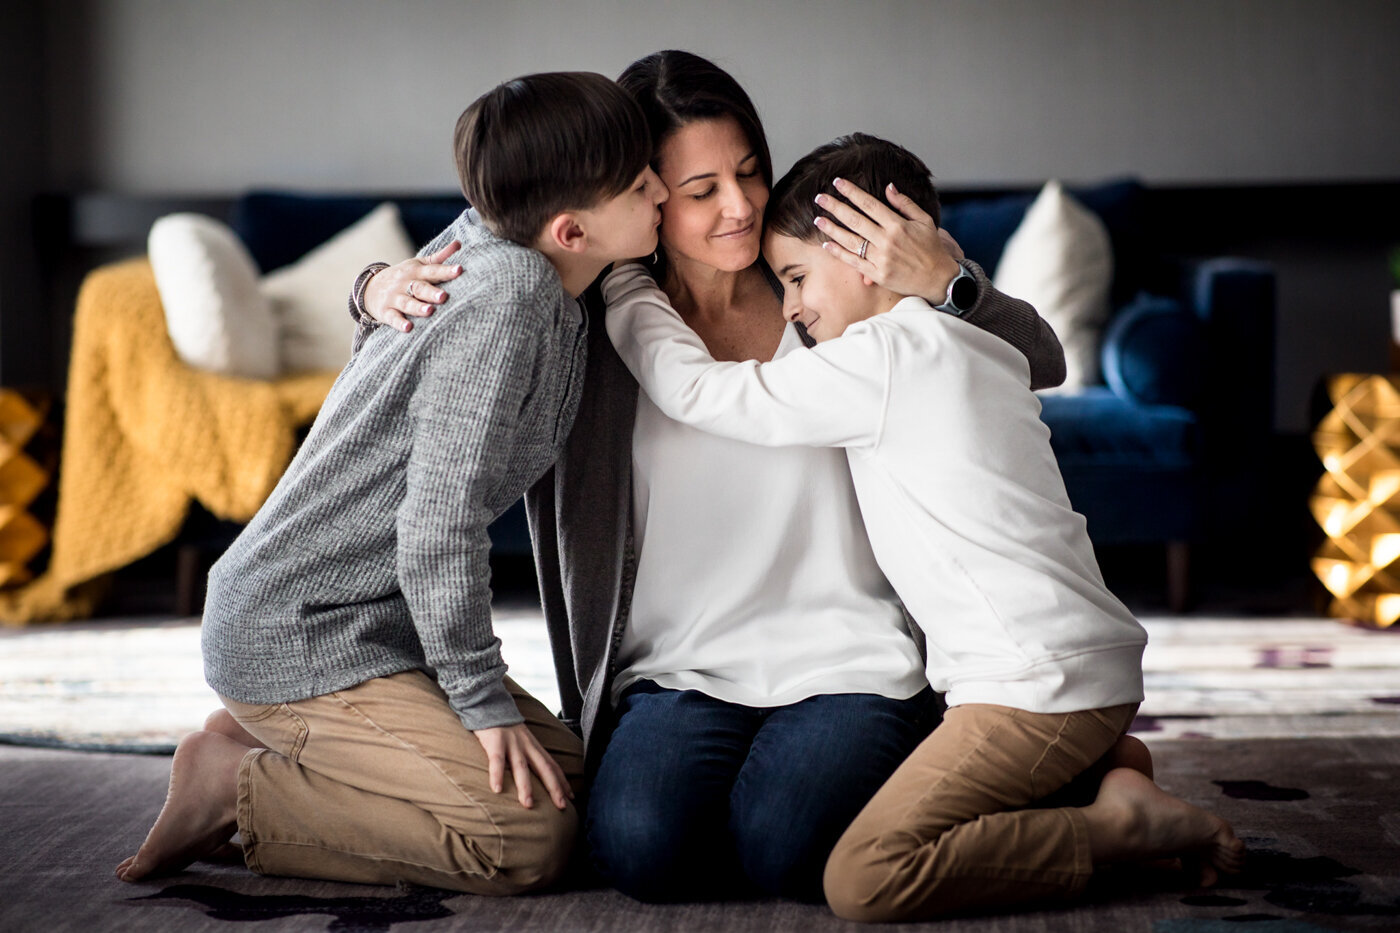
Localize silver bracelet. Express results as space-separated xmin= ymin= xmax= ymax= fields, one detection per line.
xmin=349 ymin=262 xmax=391 ymax=326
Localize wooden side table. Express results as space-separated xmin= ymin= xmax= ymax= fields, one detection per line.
xmin=1310 ymin=373 xmax=1400 ymax=628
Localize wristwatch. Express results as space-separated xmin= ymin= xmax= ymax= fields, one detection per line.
xmin=932 ymin=261 xmax=978 ymax=317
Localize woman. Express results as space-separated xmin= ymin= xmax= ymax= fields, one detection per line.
xmin=357 ymin=50 xmax=1065 ymax=903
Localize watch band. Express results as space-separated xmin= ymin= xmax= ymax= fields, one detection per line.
xmin=932 ymin=261 xmax=978 ymax=317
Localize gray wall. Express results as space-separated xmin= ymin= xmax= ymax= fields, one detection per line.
xmin=45 ymin=0 xmax=1400 ymax=192
xmin=24 ymin=0 xmax=1400 ymax=430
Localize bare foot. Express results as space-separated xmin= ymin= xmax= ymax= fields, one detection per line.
xmin=115 ymin=730 xmax=248 ymax=882
xmin=203 ymin=709 xmax=266 ymax=749
xmin=1084 ymin=767 xmax=1245 ymax=881
xmin=1106 ymin=734 xmax=1154 ymax=780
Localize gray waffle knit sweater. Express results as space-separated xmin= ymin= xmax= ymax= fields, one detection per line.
xmin=203 ymin=209 xmax=586 ymax=731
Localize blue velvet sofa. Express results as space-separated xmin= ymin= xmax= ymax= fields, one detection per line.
xmin=230 ymin=182 xmax=1276 ymax=608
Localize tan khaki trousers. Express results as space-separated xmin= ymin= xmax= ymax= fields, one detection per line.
xmin=221 ymin=670 xmax=585 ymax=894
xmin=824 ymin=702 xmax=1137 ymax=922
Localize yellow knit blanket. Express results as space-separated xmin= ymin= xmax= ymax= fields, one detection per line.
xmin=0 ymin=259 xmax=337 ymax=625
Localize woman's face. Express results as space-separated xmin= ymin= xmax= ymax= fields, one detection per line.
xmin=654 ymin=116 xmax=769 ymax=275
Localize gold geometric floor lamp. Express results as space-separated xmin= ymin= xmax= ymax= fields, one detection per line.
xmin=1311 ymin=373 xmax=1400 ymax=628
xmin=0 ymin=390 xmax=51 ymax=589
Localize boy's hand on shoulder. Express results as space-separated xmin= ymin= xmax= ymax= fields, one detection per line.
xmin=813 ymin=178 xmax=964 ymax=301
xmin=473 ymin=722 xmax=574 ymax=810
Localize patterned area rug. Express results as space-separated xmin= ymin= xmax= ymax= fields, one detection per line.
xmin=1 ymin=614 xmax=1398 ymax=752
xmin=4 ymin=736 xmax=1398 ymax=933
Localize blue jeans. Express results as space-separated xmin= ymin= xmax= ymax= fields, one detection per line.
xmin=586 ymin=680 xmax=942 ymax=903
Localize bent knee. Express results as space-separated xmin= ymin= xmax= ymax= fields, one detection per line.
xmin=587 ymin=810 xmax=706 ymax=902
xmin=587 ymin=825 xmax=673 ymax=900
xmin=473 ymin=803 xmax=579 ymax=895
xmin=823 ymin=835 xmax=910 ymax=923
xmin=734 ymin=824 xmax=826 ymax=902
xmin=203 ymin=708 xmax=238 ymax=735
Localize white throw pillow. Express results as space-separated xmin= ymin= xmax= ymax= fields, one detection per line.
xmin=148 ymin=213 xmax=280 ymax=379
xmin=992 ymin=181 xmax=1113 ymax=391
xmin=260 ymin=202 xmax=416 ymax=373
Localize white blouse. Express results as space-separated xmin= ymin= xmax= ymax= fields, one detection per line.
xmin=613 ymin=321 xmax=928 ymax=708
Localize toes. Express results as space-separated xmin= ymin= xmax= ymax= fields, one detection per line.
xmin=117 ymin=854 xmax=146 ymax=882
xmin=1216 ymin=841 xmax=1247 ymax=874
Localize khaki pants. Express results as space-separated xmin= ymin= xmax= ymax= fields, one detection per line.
xmin=221 ymin=670 xmax=585 ymax=894
xmin=824 ymin=702 xmax=1137 ymax=922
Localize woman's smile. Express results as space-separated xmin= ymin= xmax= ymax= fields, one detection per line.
xmin=714 ymin=221 xmax=755 ymax=240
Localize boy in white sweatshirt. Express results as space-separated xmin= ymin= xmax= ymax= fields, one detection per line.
xmin=602 ymin=133 xmax=1243 ymax=922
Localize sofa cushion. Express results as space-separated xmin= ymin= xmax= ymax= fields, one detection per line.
xmin=148 ymin=213 xmax=280 ymax=379
xmin=994 ymin=182 xmax=1114 ymax=391
xmin=1068 ymin=180 xmax=1147 ymax=310
xmin=939 ymin=193 xmax=1033 ymax=276
xmin=1038 ymin=387 xmax=1198 ymax=471
xmin=260 ymin=202 xmax=416 ymax=373
xmin=1100 ymin=294 xmax=1204 ymax=408
xmin=231 ymin=192 xmax=467 ymax=273
xmin=941 ymin=179 xmax=1147 ymax=310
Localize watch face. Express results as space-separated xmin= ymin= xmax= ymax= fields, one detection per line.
xmin=950 ymin=272 xmax=979 ymax=312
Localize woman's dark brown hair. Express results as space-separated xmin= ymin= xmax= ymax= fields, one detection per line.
xmin=617 ymin=51 xmax=773 ymax=278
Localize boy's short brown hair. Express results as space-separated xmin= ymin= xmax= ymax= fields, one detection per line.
xmin=454 ymin=72 xmax=652 ymax=245
xmin=765 ymin=133 xmax=941 ymax=245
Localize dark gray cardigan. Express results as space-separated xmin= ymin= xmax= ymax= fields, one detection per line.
xmin=525 ymin=260 xmax=1065 ymax=768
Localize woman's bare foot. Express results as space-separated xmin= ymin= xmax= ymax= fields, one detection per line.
xmin=1083 ymin=767 xmax=1245 ymax=882
xmin=203 ymin=709 xmax=266 ymax=749
xmin=1106 ymin=734 xmax=1154 ymax=780
xmin=114 ymin=730 xmax=249 ymax=882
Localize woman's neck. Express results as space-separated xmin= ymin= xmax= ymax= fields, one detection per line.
xmin=664 ymin=256 xmax=766 ymax=322
xmin=661 ymin=254 xmax=785 ymax=363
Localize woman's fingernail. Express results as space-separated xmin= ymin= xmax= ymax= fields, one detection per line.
xmin=813 ymin=216 xmax=827 ymax=228
xmin=888 ymin=182 xmax=899 ymax=192
xmin=813 ymin=193 xmax=826 ymax=206
xmin=833 ymin=177 xmax=846 ymax=187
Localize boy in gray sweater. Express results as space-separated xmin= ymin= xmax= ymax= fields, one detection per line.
xmin=117 ymin=72 xmax=667 ymax=893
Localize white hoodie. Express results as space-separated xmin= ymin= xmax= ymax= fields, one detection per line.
xmin=604 ymin=264 xmax=1145 ymax=714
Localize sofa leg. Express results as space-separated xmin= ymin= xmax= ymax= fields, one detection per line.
xmin=1166 ymin=540 xmax=1191 ymax=613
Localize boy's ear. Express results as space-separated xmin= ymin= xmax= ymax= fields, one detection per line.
xmin=543 ymin=213 xmax=588 ymax=254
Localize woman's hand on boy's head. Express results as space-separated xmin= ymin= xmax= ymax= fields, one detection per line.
xmin=363 ymin=240 xmax=464 ymax=333
xmin=813 ymin=178 xmax=963 ymax=302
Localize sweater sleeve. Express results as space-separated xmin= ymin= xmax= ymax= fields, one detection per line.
xmin=603 ymin=264 xmax=888 ymax=449
xmin=956 ymin=260 xmax=1066 ymax=390
xmin=396 ymin=291 xmax=547 ymax=732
